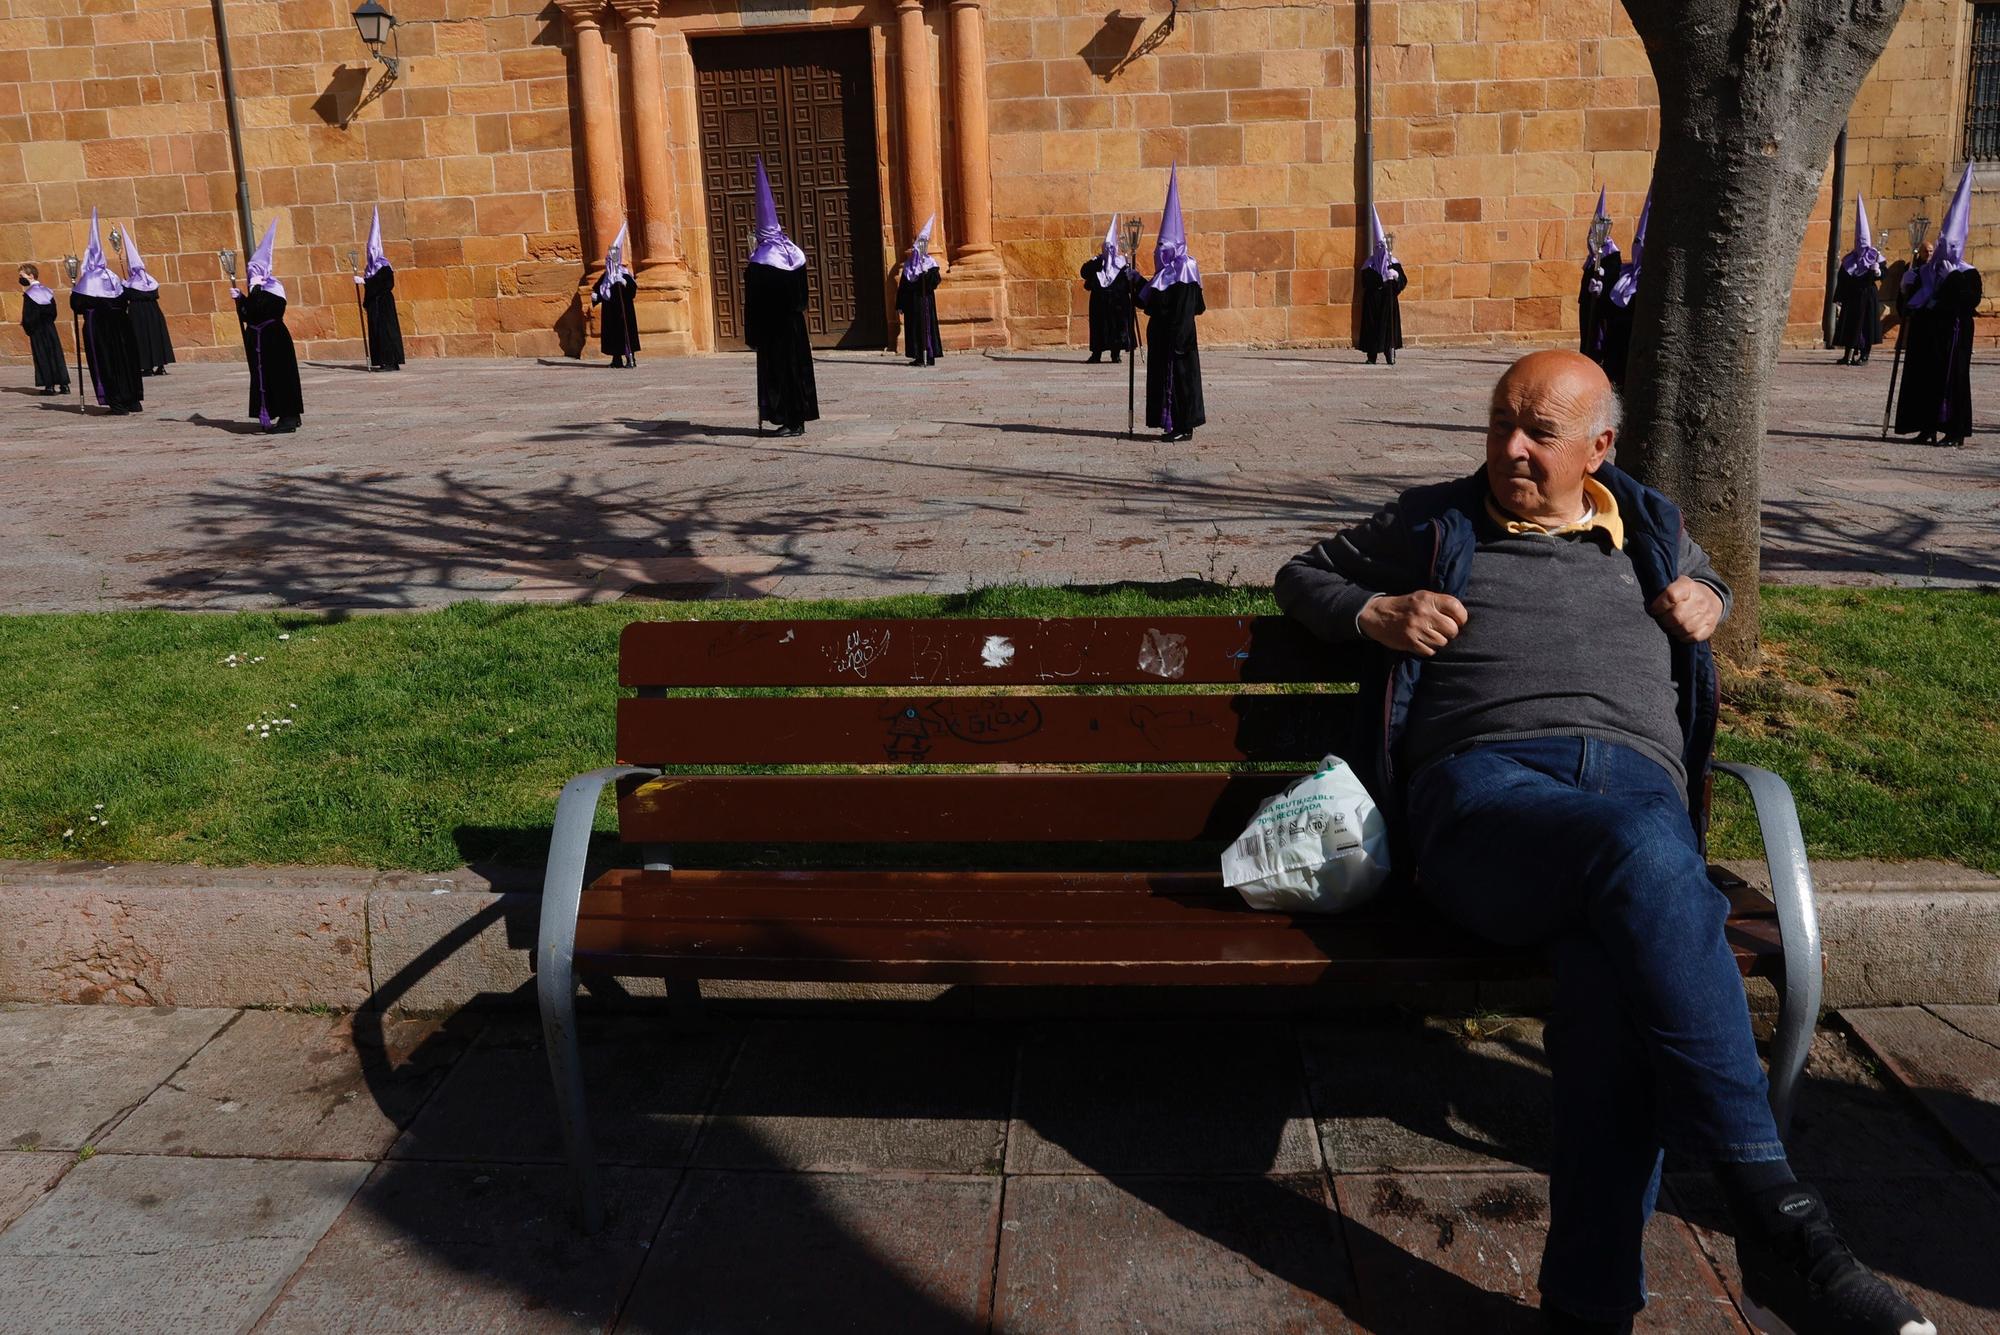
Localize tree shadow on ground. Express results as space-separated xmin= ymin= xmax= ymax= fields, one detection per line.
xmin=141 ymin=454 xmax=1403 ymax=609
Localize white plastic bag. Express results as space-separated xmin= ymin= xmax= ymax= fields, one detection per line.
xmin=1221 ymin=756 xmax=1392 ymax=914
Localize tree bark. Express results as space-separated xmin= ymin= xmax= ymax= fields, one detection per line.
xmin=1616 ymin=0 xmax=1905 ymax=666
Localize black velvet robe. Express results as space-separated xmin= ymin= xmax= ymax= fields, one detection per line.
xmin=70 ymin=291 xmax=143 ymax=412
xmin=1358 ymin=263 xmax=1407 ymax=356
xmin=1832 ymin=264 xmax=1884 ymax=356
xmin=21 ymin=292 xmax=68 ymax=391
xmin=235 ymin=286 xmax=304 ymax=424
xmin=126 ymin=287 xmax=174 ymax=374
xmin=1081 ymin=258 xmax=1139 ymax=354
xmin=1895 ymin=267 xmax=1981 ymax=441
xmin=1576 ymin=253 xmax=1622 ymax=362
xmin=594 ymin=273 xmax=639 ymax=360
xmin=1601 ymin=297 xmax=1637 ymax=386
xmin=362 ymin=267 xmax=405 ymax=371
xmin=895 ymin=265 xmax=942 ymax=363
xmin=1137 ymin=279 xmax=1205 ymax=433
xmin=744 ymin=262 xmax=819 ymax=429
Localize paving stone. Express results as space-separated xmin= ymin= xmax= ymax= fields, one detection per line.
xmin=1007 ymin=1021 xmax=1320 ymax=1175
xmin=1302 ymin=1016 xmax=1555 ymax=1173
xmin=0 ymin=1155 xmax=69 ymax=1235
xmin=101 ymin=1009 xmax=476 ymax=1160
xmin=0 ymin=1154 xmax=368 ymax=1334
xmin=0 ymin=1002 xmax=233 ymax=1151
xmin=1666 ymin=1170 xmax=2000 ymax=1331
xmin=995 ymin=1173 xmax=1361 ymax=1334
xmin=1766 ymin=1028 xmax=1966 ymax=1178
xmin=1337 ymin=1172 xmax=1746 ymax=1334
xmin=1844 ymin=1005 xmax=2000 ymax=1166
xmin=693 ymin=1021 xmax=1011 ymax=1173
xmin=5 ymin=352 xmax=1997 ymax=616
xmin=253 ymin=1161 xmax=677 ymax=1333
xmin=391 ymin=1018 xmax=736 ymax=1165
xmin=1932 ymin=1004 xmax=2000 ymax=1048
xmin=621 ymin=1170 xmax=999 ymax=1331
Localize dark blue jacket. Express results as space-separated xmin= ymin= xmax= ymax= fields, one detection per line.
xmin=1328 ymin=464 xmax=1722 ymax=850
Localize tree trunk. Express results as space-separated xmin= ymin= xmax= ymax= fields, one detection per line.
xmin=1616 ymin=0 xmax=1905 ymax=666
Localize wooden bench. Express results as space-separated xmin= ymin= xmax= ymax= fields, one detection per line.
xmin=538 ymin=615 xmax=1822 ymax=1229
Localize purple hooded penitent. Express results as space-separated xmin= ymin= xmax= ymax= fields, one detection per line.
xmin=365 ymin=206 xmax=389 ymax=278
xmin=1837 ymin=195 xmax=1882 ymax=277
xmin=1363 ymin=205 xmax=1393 ymax=281
xmin=246 ymin=217 xmax=285 ymax=300
xmin=75 ymin=209 xmax=124 ymax=299
xmin=1095 ymin=213 xmax=1126 ymax=287
xmin=902 ymin=213 xmax=938 ymax=282
xmin=1146 ymin=165 xmax=1201 ymax=292
xmin=1608 ymin=189 xmax=1650 ymax=308
xmin=747 ymin=157 xmax=807 ymax=272
xmin=595 ymin=221 xmax=629 ymax=301
xmin=1590 ymin=186 xmax=1619 ymax=261
xmin=122 ymin=226 xmax=159 ymax=293
xmin=1906 ymin=164 xmax=1973 ymax=310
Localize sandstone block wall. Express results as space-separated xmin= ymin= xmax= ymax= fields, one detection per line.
xmin=0 ymin=0 xmax=1992 ymax=365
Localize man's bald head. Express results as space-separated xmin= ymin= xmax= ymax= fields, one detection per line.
xmin=1484 ymin=350 xmax=1622 ymax=525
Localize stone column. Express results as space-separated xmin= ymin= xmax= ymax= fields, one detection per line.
xmin=945 ymin=0 xmax=1001 ymax=274
xmin=610 ymin=0 xmax=693 ymax=349
xmin=894 ymin=0 xmax=942 ymax=248
xmin=556 ymin=0 xmax=623 ymax=280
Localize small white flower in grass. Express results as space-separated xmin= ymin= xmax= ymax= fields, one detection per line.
xmin=93 ymin=803 xmax=103 ymax=810
xmin=278 ymin=633 xmax=290 ymax=641
xmin=61 ymin=828 xmax=73 ymax=839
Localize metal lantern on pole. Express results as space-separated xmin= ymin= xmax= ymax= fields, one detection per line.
xmin=1124 ymin=216 xmax=1143 ymax=439
xmin=1908 ymin=215 xmax=1931 ymax=257
xmin=62 ymin=254 xmax=83 ymax=408
xmin=108 ymin=225 xmax=124 ymax=277
xmin=218 ymin=248 xmax=237 ymax=281
xmin=1587 ymin=215 xmax=1611 ymax=261
xmin=349 ymin=247 xmax=369 ymax=363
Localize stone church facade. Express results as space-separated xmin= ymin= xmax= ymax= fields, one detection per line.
xmin=0 ymin=0 xmax=1988 ymax=363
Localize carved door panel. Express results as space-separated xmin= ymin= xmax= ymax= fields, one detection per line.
xmin=693 ymin=31 xmax=886 ymax=350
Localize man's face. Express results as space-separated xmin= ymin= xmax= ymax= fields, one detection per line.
xmin=1484 ymin=358 xmax=1611 ymax=518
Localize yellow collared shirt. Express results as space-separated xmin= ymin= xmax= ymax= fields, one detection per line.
xmin=1485 ymin=475 xmax=1626 ymax=550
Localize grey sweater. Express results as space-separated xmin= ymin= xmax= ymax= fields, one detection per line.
xmin=1275 ymin=496 xmax=1731 ymax=795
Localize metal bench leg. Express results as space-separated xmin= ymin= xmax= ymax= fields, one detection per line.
xmin=539 ymin=764 xmax=658 ymax=1233
xmin=1713 ymin=762 xmax=1823 ymax=1136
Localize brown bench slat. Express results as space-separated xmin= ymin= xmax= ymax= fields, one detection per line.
xmin=571 ymin=870 xmax=1781 ymax=981
xmin=617 ymin=694 xmax=1349 ymax=765
xmin=617 ymin=772 xmax=1312 ymax=843
xmin=619 ymin=616 xmax=1352 ymax=688
xmin=575 ymin=924 xmax=1781 ymax=986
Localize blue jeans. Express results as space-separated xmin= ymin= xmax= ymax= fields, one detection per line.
xmin=1405 ymin=736 xmax=1786 ymax=1321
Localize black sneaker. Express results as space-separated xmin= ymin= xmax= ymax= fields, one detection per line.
xmin=1736 ymin=1184 xmax=1934 ymax=1335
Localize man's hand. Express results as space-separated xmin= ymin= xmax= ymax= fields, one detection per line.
xmin=1649 ymin=577 xmax=1723 ymax=643
xmin=1358 ymin=591 xmax=1469 ymax=657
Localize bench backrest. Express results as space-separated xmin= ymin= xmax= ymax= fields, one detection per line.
xmin=613 ymin=616 xmax=1363 ymax=851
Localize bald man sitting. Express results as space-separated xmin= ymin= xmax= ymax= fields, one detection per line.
xmin=1277 ymin=351 xmax=1930 ymax=1335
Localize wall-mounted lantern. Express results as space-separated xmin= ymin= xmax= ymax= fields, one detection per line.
xmin=342 ymin=2 xmax=401 ymax=129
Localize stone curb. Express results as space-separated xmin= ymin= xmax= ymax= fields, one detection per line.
xmin=3 ymin=858 xmax=1996 ymax=1015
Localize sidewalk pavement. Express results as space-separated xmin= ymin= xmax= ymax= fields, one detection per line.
xmin=0 ymin=1000 xmax=1996 ymax=1332
xmin=5 ymin=348 xmax=1997 ymax=613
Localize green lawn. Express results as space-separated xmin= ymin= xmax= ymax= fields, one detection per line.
xmin=0 ymin=584 xmax=1993 ymax=874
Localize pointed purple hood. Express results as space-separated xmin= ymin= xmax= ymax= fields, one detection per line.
xmin=122 ymin=226 xmax=160 ymax=293
xmin=902 ymin=213 xmax=938 ymax=281
xmin=747 ymin=156 xmax=806 ymax=272
xmin=1907 ymin=164 xmax=1972 ymax=309
xmin=1095 ymin=213 xmax=1127 ymax=287
xmin=1608 ymin=190 xmax=1650 ymax=308
xmin=1839 ymin=194 xmax=1882 ymax=277
xmin=595 ymin=221 xmax=629 ymax=300
xmin=1363 ymin=205 xmax=1393 ymax=280
xmin=365 ymin=206 xmax=390 ymax=278
xmin=76 ymin=209 xmax=124 ymax=299
xmin=1589 ymin=187 xmax=1619 ymax=261
xmin=246 ymin=216 xmax=285 ymax=300
xmin=1147 ymin=165 xmax=1200 ymax=292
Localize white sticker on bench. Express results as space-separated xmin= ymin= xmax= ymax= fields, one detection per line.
xmin=981 ymin=635 xmax=1016 ymax=668
xmin=1138 ymin=628 xmax=1189 ymax=679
